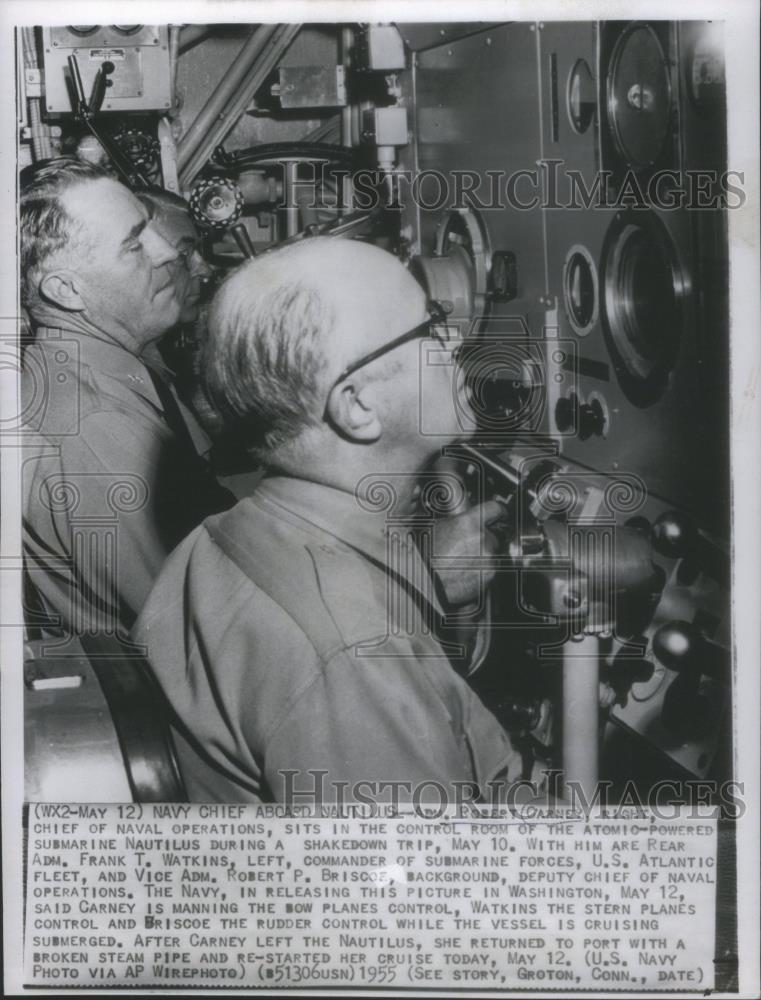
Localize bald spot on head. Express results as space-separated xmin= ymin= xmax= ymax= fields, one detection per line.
xmin=295 ymin=239 xmax=427 ymax=374
xmin=202 ymin=237 xmax=430 ymax=460
xmin=212 ymin=237 xmax=427 ymax=380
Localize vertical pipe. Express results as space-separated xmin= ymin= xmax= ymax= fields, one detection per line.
xmin=340 ymin=26 xmax=353 ymax=147
xmin=168 ymin=25 xmax=180 ymax=106
xmin=562 ymin=632 xmax=600 ymax=799
xmin=157 ymin=118 xmax=180 ymax=193
xmin=341 ymin=172 xmax=354 ymax=212
xmin=282 ymin=160 xmax=300 ymax=237
xmin=337 ymin=25 xmax=355 ymax=214
xmin=22 ymin=27 xmax=54 ymax=161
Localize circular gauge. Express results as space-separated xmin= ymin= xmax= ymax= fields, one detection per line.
xmin=562 ymin=244 xmax=599 ymax=336
xmin=112 ymin=25 xmax=143 ymax=35
xmin=606 ymin=23 xmax=672 ymax=169
xmin=68 ymin=26 xmax=99 ymax=36
xmin=567 ymin=58 xmax=596 ymax=134
xmin=190 ymin=177 xmax=244 ymax=231
xmin=457 ymin=339 xmax=545 ymax=435
xmin=112 ymin=128 xmax=160 ymax=170
xmin=601 ymin=211 xmax=688 ymax=404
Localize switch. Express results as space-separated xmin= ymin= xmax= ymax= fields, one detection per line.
xmin=652 ymin=620 xmax=727 ymax=678
xmin=578 ymin=398 xmax=606 ymax=439
xmin=489 ymin=250 xmax=518 ymax=302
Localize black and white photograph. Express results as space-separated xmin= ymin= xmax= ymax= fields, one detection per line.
xmin=1 ymin=1 xmax=759 ymax=995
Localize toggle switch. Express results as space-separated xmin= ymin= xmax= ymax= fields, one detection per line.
xmin=652 ymin=620 xmax=727 ymax=679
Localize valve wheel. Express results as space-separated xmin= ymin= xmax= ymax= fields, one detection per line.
xmin=189 ymin=176 xmax=244 ymax=231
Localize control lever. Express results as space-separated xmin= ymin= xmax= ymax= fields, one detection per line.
xmin=66 ymin=54 xmax=150 ymax=189
xmin=88 ymin=61 xmax=110 ymax=115
xmin=652 ymin=620 xmax=727 ymax=743
xmin=649 ymin=509 xmax=729 ymax=588
xmin=652 ymin=620 xmax=727 ymax=680
xmin=651 ymin=510 xmax=697 ymax=560
xmin=231 ymin=223 xmax=257 ymax=259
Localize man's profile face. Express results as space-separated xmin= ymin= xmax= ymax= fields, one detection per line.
xmin=149 ymin=202 xmax=212 ymax=325
xmin=59 ymin=177 xmax=182 ymax=349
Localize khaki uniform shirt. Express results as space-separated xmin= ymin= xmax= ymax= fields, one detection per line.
xmin=22 ymin=327 xmax=231 ymax=635
xmin=135 ymin=476 xmax=521 ymax=803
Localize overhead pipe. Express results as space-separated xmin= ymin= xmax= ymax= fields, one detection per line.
xmin=177 ymin=26 xmax=275 ymax=171
xmin=179 ymin=23 xmax=301 ymax=188
xmin=302 ymin=116 xmax=342 ymax=144
xmin=178 ymin=24 xmax=215 ymax=54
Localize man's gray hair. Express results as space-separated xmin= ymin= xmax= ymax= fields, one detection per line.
xmin=203 ymin=241 xmax=335 ymax=461
xmin=20 ymin=157 xmax=108 ymax=312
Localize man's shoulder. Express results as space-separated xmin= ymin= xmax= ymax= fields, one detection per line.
xmin=135 ymin=511 xmax=327 ymax=678
xmin=22 ymin=335 xmax=161 ymax=437
xmin=192 ymin=494 xmax=391 ymax=655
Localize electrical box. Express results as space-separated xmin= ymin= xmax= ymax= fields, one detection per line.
xmin=362 ymin=106 xmax=409 ymax=146
xmin=41 ymin=25 xmax=172 ymax=113
xmin=276 ymin=66 xmax=347 ymax=108
xmin=356 ymin=25 xmax=406 ymax=70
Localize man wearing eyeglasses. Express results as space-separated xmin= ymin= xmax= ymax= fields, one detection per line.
xmin=135 ymin=236 xmax=523 ymax=804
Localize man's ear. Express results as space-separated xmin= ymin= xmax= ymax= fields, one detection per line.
xmin=38 ymin=270 xmax=86 ymax=312
xmin=325 ymin=379 xmax=382 ymax=442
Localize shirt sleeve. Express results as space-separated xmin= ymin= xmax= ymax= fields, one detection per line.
xmin=26 ymin=409 xmax=181 ymax=630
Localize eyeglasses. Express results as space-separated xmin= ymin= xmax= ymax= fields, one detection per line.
xmin=326 ymin=301 xmax=454 ymax=399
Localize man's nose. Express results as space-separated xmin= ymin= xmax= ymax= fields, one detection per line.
xmin=143 ymin=224 xmax=180 ymax=267
xmin=189 ymin=250 xmax=213 ymax=281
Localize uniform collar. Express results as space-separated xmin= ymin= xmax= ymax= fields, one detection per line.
xmin=253 ymin=475 xmax=444 ymax=614
xmin=34 ymin=325 xmax=171 ymax=408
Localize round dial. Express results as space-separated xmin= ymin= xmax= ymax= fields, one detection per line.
xmin=606 ymin=24 xmax=672 ymax=169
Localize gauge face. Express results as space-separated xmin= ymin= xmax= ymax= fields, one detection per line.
xmin=567 ymin=58 xmax=596 ymax=134
xmin=606 ymin=24 xmax=672 ymax=169
xmin=601 ymin=212 xmax=687 ymax=404
xmin=112 ymin=25 xmax=143 ymax=35
xmin=68 ymin=26 xmax=99 ymax=36
xmin=563 ymin=245 xmax=598 ymax=336
xmin=190 ymin=178 xmax=244 ymax=230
